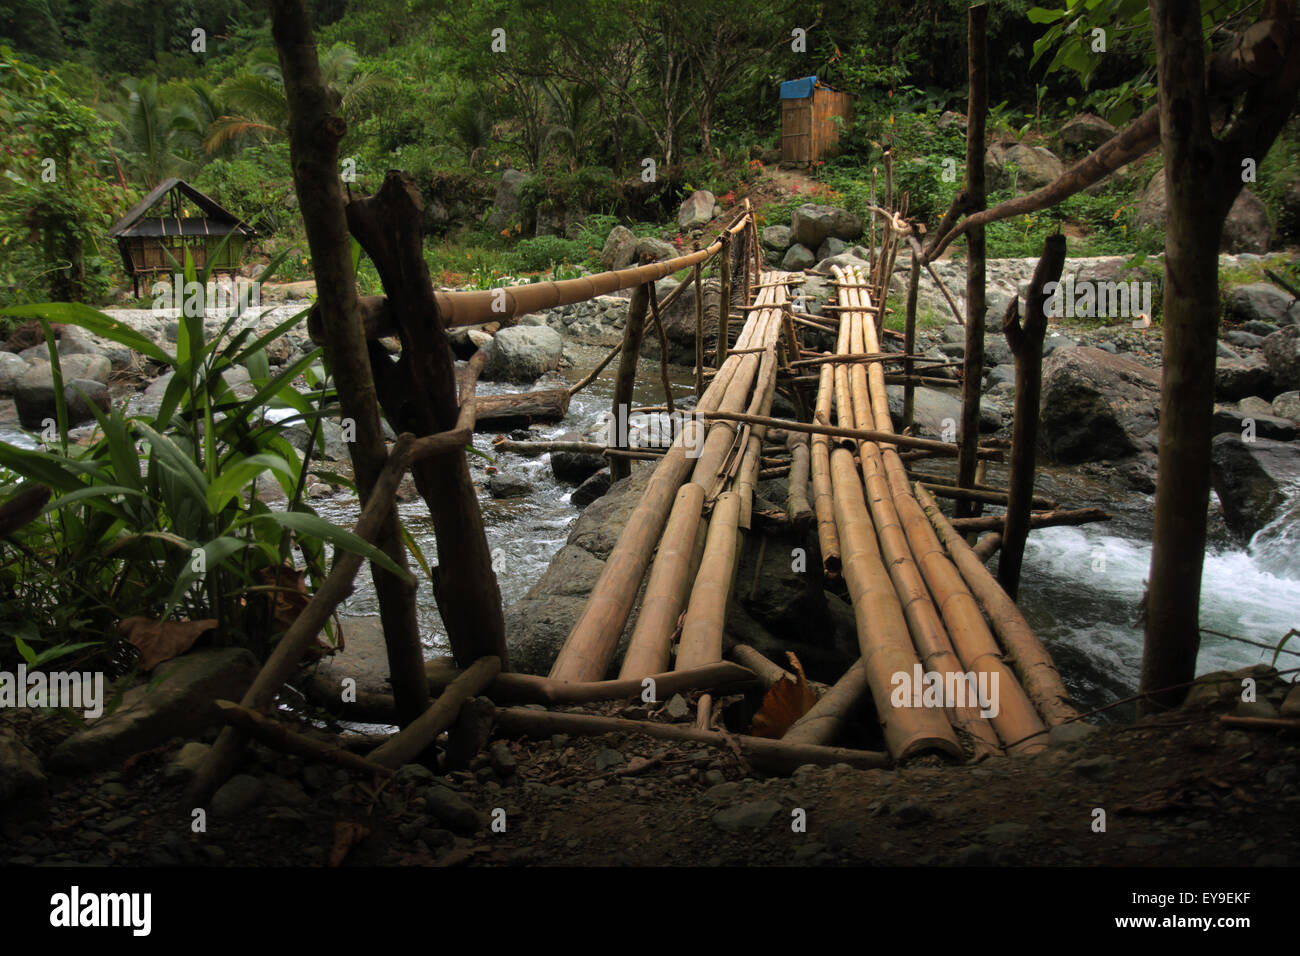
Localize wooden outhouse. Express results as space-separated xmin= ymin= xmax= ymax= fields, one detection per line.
xmin=780 ymin=76 xmax=853 ymax=165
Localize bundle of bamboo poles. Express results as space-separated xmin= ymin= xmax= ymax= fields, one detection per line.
xmin=551 ymin=273 xmax=795 ymax=684
xmin=820 ymin=264 xmax=1064 ymax=755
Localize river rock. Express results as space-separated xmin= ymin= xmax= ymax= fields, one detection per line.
xmin=0 ymin=731 xmax=45 ymax=806
xmin=643 ymin=276 xmax=719 ymax=364
xmin=504 ymin=469 xmax=653 ymax=674
xmin=1056 ymin=113 xmax=1115 ymax=155
xmin=762 ymin=225 xmax=792 ymax=250
xmin=0 ymin=353 xmax=27 ymax=394
xmin=14 ymin=367 xmax=111 ymax=429
xmin=489 ymin=472 xmax=532 ymax=498
xmin=485 ymin=169 xmax=529 ymax=233
xmin=1210 ymin=434 xmax=1300 ymax=538
xmin=1135 ymin=170 xmax=1271 ymax=252
xmin=570 ymin=469 xmax=611 ymax=507
xmin=304 ymin=616 xmax=393 ymax=700
xmin=713 ymin=799 xmax=782 ymax=832
xmin=48 ymin=648 xmax=258 ymax=773
xmin=211 ymin=774 xmax=265 ymax=818
xmin=424 ymin=785 xmax=480 ymax=833
xmin=790 ymin=204 xmax=863 ymax=248
xmin=816 ymin=237 xmax=848 ymax=262
xmin=1226 ymin=283 xmax=1299 ymax=327
xmin=678 ymin=190 xmax=716 ymax=228
xmin=1039 ymin=346 xmax=1160 ymax=462
xmin=483 ymin=325 xmax=563 ymax=382
xmin=1273 ymin=391 xmax=1300 ymax=421
xmin=1262 ymin=326 xmax=1300 ymax=391
xmin=635 ymin=237 xmax=677 ymax=263
xmin=1215 ymin=354 xmax=1276 ymax=401
xmin=1213 ymin=405 xmax=1298 ymax=442
xmin=985 ymin=142 xmax=1065 ymax=192
xmin=550 ymin=431 xmax=604 ymax=484
xmin=781 ymin=244 xmax=816 ymax=271
xmin=601 ymin=225 xmax=637 ymax=270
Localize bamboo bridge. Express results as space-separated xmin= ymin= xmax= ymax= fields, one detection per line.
xmin=538 ymin=244 xmax=1083 ymax=764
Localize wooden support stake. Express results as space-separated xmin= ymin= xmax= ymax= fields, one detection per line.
xmin=214 ymin=700 xmax=392 ymax=777
xmin=369 ymin=656 xmax=502 ymax=769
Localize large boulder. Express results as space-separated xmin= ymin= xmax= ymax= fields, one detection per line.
xmin=642 ymin=276 xmax=719 ymax=364
xmin=483 ymin=326 xmax=563 ymax=383
xmin=1056 ymin=113 xmax=1116 ymax=156
xmin=985 ymin=142 xmax=1065 ymax=192
xmin=781 ymin=244 xmax=816 ymax=271
xmin=484 ymin=169 xmax=530 ymax=233
xmin=1262 ymin=326 xmax=1300 ymax=391
xmin=762 ymin=225 xmax=793 ymax=250
xmin=13 ymin=364 xmax=110 ymax=429
xmin=48 ymin=648 xmax=258 ymax=773
xmin=677 ymin=190 xmax=716 ymax=228
xmin=634 ymin=236 xmax=677 ymax=263
xmin=1135 ymin=170 xmax=1271 ymax=252
xmin=504 ymin=469 xmax=653 ymax=674
xmin=1210 ymin=434 xmax=1300 ymax=539
xmin=790 ymin=204 xmax=863 ymax=248
xmin=302 ymin=615 xmax=393 ymax=700
xmin=0 ymin=352 xmax=28 ymax=395
xmin=600 ymin=225 xmax=637 ymax=270
xmin=1225 ymin=283 xmax=1299 ymax=327
xmin=1039 ymin=346 xmax=1161 ymax=462
xmin=0 ymin=731 xmax=45 ymax=807
xmin=1215 ymin=353 xmax=1276 ymax=401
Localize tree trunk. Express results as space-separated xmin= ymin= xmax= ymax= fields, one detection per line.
xmin=956 ymin=2 xmax=988 ymax=520
xmin=267 ymin=0 xmax=428 ymax=725
xmin=999 ymin=233 xmax=1066 ymax=599
xmin=346 ymin=172 xmax=508 ymax=672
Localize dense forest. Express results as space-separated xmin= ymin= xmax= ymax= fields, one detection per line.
xmin=2 ymin=0 xmax=1296 ymax=309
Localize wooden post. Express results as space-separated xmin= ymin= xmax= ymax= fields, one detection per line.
xmin=956 ymin=2 xmax=988 ymax=520
xmin=998 ymin=233 xmax=1066 ymax=600
xmin=717 ymin=234 xmax=731 ymax=369
xmin=264 ymin=0 xmax=428 ymax=725
xmin=646 ymin=281 xmax=676 ymax=429
xmin=694 ymin=261 xmax=705 ymax=397
xmin=610 ymin=282 xmax=651 ymax=482
xmin=347 ymin=172 xmax=508 ymax=673
xmin=902 ymin=241 xmax=921 ymax=431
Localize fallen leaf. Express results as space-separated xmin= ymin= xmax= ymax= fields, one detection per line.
xmin=750 ymin=652 xmax=819 ymax=739
xmin=329 ymin=821 xmax=370 ymax=866
xmin=119 ymin=616 xmax=217 ymax=672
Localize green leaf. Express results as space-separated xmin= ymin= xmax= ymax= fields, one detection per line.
xmin=133 ymin=421 xmax=209 ymax=505
xmin=243 ymin=510 xmax=410 ymax=580
xmin=1027 ymin=6 xmax=1066 ymax=24
xmin=206 ymin=453 xmax=295 ymax=514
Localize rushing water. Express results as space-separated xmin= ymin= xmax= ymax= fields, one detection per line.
xmin=7 ymin=348 xmax=1295 ymax=714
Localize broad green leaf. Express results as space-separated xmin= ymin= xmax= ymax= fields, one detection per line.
xmin=243 ymin=510 xmax=409 ymax=579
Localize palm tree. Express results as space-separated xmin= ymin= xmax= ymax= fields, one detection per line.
xmin=104 ymin=77 xmax=206 ymax=189
xmin=542 ymin=82 xmax=600 ymax=171
xmin=202 ymin=44 xmax=390 ymax=153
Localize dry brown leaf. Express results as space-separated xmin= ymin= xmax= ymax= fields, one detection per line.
xmin=119 ymin=616 xmax=217 ymax=672
xmin=329 ymin=821 xmax=370 ymax=866
xmin=750 ymin=652 xmax=819 ymax=739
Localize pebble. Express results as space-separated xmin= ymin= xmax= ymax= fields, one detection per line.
xmin=100 ymin=816 xmax=135 ymax=835
xmin=595 ymin=747 xmax=624 ymax=772
xmin=424 ymin=786 xmax=480 ymax=834
xmin=489 ymin=740 xmax=517 ymax=777
xmin=1070 ymin=755 xmax=1117 ymax=780
xmin=210 ymin=774 xmax=265 ymax=818
xmin=664 ymin=694 xmax=690 ymax=720
xmin=712 ymin=799 xmax=782 ymax=832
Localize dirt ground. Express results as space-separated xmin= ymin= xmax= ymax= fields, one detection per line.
xmin=2 ymin=663 xmax=1296 ymax=869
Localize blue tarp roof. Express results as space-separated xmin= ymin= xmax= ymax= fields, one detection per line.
xmin=780 ymin=76 xmax=817 ymax=99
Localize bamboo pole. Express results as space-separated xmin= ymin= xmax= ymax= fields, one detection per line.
xmin=918 ymin=482 xmax=1057 ymax=510
xmin=837 ymin=280 xmax=1000 ymax=757
xmin=430 ymin=660 xmax=759 ymax=705
xmin=617 ymin=483 xmax=707 ymax=678
xmin=548 ymin=282 xmax=782 ymax=683
xmin=949 ymin=507 xmax=1111 ymax=534
xmin=782 ymin=659 xmax=869 ymax=747
xmin=972 ymin=533 xmax=1002 ymax=561
xmin=917 ymin=485 xmax=1081 ymax=727
xmin=693 ymin=410 xmax=997 ymax=457
xmin=675 ymin=491 xmax=743 ymax=671
xmin=694 ymin=261 xmax=705 ymax=397
xmin=717 ymin=233 xmax=731 ymax=369
xmin=786 ymin=431 xmax=813 ymax=530
xmin=830 ymin=447 xmax=963 ymax=762
xmin=810 ymin=348 xmax=841 ymax=577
